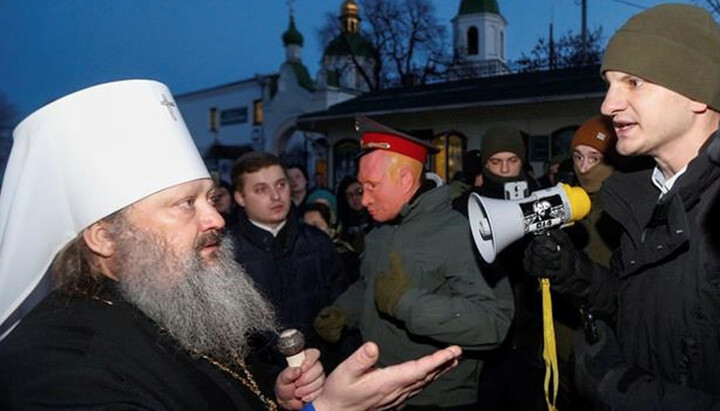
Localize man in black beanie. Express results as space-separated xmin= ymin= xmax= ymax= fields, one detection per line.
xmin=524 ymin=4 xmax=720 ymax=408
xmin=468 ymin=125 xmax=547 ymax=411
xmin=479 ymin=125 xmax=530 ymax=199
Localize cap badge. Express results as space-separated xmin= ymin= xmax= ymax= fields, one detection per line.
xmin=361 ymin=141 xmax=391 ymax=150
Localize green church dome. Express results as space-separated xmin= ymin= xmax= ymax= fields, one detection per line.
xmin=459 ymin=0 xmax=500 ymax=15
xmin=282 ymin=16 xmax=304 ymax=47
xmin=324 ymin=32 xmax=374 ymax=58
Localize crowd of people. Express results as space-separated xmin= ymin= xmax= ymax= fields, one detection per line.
xmin=1 ymin=3 xmax=719 ymax=410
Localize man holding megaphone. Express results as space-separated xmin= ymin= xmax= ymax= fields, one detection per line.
xmin=466 ymin=125 xmax=554 ymax=411
xmin=524 ymin=4 xmax=720 ymax=409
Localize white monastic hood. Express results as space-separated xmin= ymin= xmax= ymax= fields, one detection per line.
xmin=0 ymin=80 xmax=210 ymax=334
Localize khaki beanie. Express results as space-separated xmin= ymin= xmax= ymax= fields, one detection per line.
xmin=481 ymin=125 xmax=526 ymax=165
xmin=571 ymin=115 xmax=617 ymax=154
xmin=601 ymin=4 xmax=720 ymax=110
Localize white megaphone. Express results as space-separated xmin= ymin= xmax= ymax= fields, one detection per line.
xmin=468 ymin=183 xmax=591 ymax=263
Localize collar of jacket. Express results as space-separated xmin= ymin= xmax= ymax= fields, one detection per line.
xmin=670 ymin=130 xmax=720 ymax=212
xmin=391 ymin=179 xmax=448 ymax=224
xmin=601 ymin=131 xmax=720 ymax=228
xmin=234 ymin=206 xmax=299 ymax=256
xmin=600 ymin=130 xmax=720 ymax=274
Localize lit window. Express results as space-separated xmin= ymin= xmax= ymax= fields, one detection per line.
xmin=431 ymin=131 xmax=465 ymax=181
xmin=253 ymin=100 xmax=263 ymax=125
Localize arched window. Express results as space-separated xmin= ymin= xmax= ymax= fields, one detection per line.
xmin=500 ymin=30 xmax=505 ymax=59
xmin=467 ymin=27 xmax=479 ymax=56
xmin=431 ymin=131 xmax=466 ymax=181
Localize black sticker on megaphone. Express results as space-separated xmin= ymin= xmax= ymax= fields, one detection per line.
xmin=519 ymin=194 xmax=566 ymax=234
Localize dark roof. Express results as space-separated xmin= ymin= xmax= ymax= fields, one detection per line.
xmin=298 ymin=65 xmax=605 ymax=123
xmin=175 ymin=75 xmax=278 ymax=99
xmin=459 ymin=0 xmax=500 ymax=15
xmin=289 ymin=62 xmax=315 ymax=92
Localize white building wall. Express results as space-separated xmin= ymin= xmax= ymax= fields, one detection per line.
xmin=176 ymin=79 xmax=264 ymax=156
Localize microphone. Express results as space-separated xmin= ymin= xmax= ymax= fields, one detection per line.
xmin=276 ymin=328 xmax=306 ymax=367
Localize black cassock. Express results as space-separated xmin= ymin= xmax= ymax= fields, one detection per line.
xmin=0 ymin=283 xmax=276 ymax=410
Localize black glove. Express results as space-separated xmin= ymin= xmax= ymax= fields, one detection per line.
xmin=523 ymin=229 xmax=576 ymax=282
xmin=572 ymin=320 xmax=630 ymax=404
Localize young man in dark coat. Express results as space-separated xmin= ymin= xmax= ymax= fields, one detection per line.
xmin=0 ymin=80 xmax=463 ymax=410
xmin=228 ymin=152 xmax=350 ymax=370
xmin=524 ymin=4 xmax=720 ymax=408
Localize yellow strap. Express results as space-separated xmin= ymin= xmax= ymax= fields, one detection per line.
xmin=541 ymin=278 xmax=560 ymax=411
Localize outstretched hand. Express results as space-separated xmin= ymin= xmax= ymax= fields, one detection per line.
xmin=313 ymin=342 xmax=462 ymax=411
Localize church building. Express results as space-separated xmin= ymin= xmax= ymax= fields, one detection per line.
xmin=177 ymin=0 xmax=605 ymax=189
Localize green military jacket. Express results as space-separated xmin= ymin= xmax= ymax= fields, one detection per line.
xmin=335 ymin=184 xmax=514 ymax=407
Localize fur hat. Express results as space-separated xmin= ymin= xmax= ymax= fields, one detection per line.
xmin=601 ymin=4 xmax=720 ymax=110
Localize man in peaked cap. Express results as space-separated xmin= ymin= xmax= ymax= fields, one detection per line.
xmin=0 ymin=81 xmax=463 ymax=410
xmin=524 ymin=4 xmax=720 ymax=408
xmin=314 ymin=115 xmax=513 ymax=410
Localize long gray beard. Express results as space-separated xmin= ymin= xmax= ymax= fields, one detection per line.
xmin=113 ymin=224 xmax=277 ymax=362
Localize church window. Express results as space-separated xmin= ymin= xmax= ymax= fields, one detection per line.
xmin=500 ymin=30 xmax=505 ymax=59
xmin=467 ymin=27 xmax=479 ymax=55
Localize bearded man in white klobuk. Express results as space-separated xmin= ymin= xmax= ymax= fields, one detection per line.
xmin=0 ymin=80 xmax=462 ymax=411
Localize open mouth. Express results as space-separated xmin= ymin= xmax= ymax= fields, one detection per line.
xmin=613 ymin=119 xmax=636 ymax=135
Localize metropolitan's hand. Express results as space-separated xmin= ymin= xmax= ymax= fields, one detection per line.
xmin=275 ymin=348 xmax=325 ymax=410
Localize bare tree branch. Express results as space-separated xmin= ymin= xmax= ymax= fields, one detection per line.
xmin=694 ymin=0 xmax=720 ymax=15
xmin=515 ymin=27 xmax=605 ymax=72
xmin=316 ymin=0 xmax=449 ymax=89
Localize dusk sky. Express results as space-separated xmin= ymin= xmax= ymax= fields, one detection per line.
xmin=0 ymin=0 xmax=697 ymax=125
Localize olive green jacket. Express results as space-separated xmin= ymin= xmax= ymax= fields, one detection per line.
xmin=335 ymin=184 xmax=514 ymax=407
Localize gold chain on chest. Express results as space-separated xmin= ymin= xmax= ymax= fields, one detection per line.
xmin=200 ymin=351 xmax=278 ymax=411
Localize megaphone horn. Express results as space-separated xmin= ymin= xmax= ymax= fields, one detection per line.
xmin=468 ymin=183 xmax=591 ymax=263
